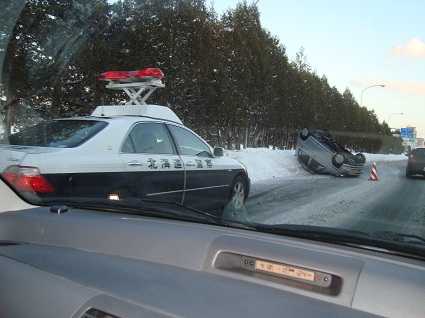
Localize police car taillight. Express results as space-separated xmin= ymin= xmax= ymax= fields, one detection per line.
xmin=2 ymin=165 xmax=54 ymax=193
xmin=98 ymin=67 xmax=164 ymax=82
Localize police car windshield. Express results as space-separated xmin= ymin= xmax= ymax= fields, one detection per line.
xmin=6 ymin=120 xmax=107 ymax=148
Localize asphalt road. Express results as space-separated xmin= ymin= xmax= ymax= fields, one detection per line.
xmin=242 ymin=159 xmax=425 ymax=238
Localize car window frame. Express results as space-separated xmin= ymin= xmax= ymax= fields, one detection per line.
xmin=120 ymin=122 xmax=176 ymax=155
xmin=166 ymin=124 xmax=213 ymax=158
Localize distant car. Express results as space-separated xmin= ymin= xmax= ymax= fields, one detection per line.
xmin=0 ymin=68 xmax=250 ymax=214
xmin=295 ymin=127 xmax=365 ymax=177
xmin=405 ymin=147 xmax=425 ymax=178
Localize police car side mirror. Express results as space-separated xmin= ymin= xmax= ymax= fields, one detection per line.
xmin=213 ymin=147 xmax=224 ymax=157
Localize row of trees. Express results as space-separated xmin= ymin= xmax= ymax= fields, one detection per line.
xmin=1 ymin=0 xmax=403 ymax=153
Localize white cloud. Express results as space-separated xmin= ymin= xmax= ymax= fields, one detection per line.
xmin=388 ymin=38 xmax=425 ymax=60
xmin=386 ymin=81 xmax=425 ymax=97
xmin=351 ymin=77 xmax=425 ymax=97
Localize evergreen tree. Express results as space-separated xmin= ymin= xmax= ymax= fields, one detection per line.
xmin=1 ymin=0 xmax=395 ymax=152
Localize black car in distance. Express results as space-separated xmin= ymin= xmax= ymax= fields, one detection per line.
xmin=406 ymin=147 xmax=425 ymax=178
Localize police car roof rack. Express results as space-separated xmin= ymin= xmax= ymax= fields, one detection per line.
xmin=98 ymin=68 xmax=165 ymax=105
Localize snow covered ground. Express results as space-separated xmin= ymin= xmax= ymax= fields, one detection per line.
xmin=225 ymin=148 xmax=407 ymax=183
xmin=223 ymin=148 xmax=409 ymax=227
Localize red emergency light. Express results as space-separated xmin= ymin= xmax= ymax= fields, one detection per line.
xmin=134 ymin=68 xmax=164 ymax=79
xmin=98 ymin=68 xmax=164 ymax=81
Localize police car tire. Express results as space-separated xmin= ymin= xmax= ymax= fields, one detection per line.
xmin=229 ymin=176 xmax=247 ymax=210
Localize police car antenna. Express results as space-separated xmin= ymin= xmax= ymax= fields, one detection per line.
xmin=98 ymin=68 xmax=165 ymax=105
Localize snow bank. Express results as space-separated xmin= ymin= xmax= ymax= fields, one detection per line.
xmin=225 ymin=148 xmax=406 ymax=183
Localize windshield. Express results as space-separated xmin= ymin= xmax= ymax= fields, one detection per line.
xmin=1 ymin=0 xmax=424 ymax=259
xmin=4 ymin=120 xmax=107 ymax=147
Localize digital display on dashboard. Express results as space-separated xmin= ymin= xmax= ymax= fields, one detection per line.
xmin=255 ymin=260 xmax=315 ymax=282
xmin=239 ymin=255 xmax=332 ymax=287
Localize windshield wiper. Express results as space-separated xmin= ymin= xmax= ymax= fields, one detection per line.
xmin=41 ymin=197 xmax=254 ymax=230
xmin=42 ymin=197 xmax=223 ymax=224
xmin=254 ymin=224 xmax=425 ymax=260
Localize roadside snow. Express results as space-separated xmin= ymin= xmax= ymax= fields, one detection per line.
xmin=223 ymin=148 xmax=408 ymax=227
xmin=225 ymin=148 xmax=406 ymax=183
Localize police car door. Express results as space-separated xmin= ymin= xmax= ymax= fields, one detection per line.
xmin=166 ymin=124 xmax=228 ymax=211
xmin=118 ymin=122 xmax=184 ymax=203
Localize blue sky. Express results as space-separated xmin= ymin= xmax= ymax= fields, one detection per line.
xmin=208 ymin=0 xmax=425 ymax=138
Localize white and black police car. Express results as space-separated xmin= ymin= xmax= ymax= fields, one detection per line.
xmin=0 ymin=68 xmax=250 ymax=214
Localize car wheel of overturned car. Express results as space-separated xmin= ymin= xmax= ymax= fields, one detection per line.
xmin=300 ymin=127 xmax=310 ymax=140
xmin=354 ymin=153 xmax=366 ymax=164
xmin=332 ymin=152 xmax=346 ymax=168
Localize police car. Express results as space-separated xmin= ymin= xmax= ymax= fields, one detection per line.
xmin=0 ymin=68 xmax=250 ymax=214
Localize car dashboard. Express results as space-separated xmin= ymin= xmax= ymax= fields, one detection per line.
xmin=0 ymin=182 xmax=424 ymax=318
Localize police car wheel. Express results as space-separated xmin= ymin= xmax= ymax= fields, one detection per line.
xmin=229 ymin=176 xmax=247 ymax=210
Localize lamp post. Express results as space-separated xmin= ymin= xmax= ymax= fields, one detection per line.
xmin=360 ymin=84 xmax=385 ymax=107
xmin=387 ymin=112 xmax=403 ymax=129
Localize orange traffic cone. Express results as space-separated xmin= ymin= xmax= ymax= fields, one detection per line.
xmin=368 ymin=162 xmax=379 ymax=181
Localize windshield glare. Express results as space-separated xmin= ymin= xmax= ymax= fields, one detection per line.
xmin=1 ymin=0 xmax=424 ymax=259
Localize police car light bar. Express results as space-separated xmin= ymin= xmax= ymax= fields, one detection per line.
xmin=98 ymin=68 xmax=164 ymax=82
xmin=98 ymin=68 xmax=165 ymax=105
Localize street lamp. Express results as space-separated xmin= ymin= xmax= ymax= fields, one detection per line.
xmin=360 ymin=84 xmax=385 ymax=107
xmin=387 ymin=112 xmax=403 ymax=128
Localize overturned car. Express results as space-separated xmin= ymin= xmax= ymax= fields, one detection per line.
xmin=295 ymin=127 xmax=366 ymax=177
